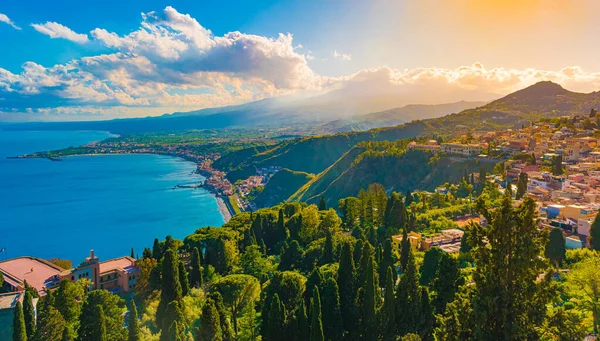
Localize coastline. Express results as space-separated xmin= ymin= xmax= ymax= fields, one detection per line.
xmin=215 ymin=195 xmax=233 ymax=222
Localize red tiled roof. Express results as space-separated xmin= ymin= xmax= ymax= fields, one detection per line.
xmin=0 ymin=257 xmax=63 ymax=295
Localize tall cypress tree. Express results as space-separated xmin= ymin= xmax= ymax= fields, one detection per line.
xmin=360 ymin=256 xmax=378 ymax=341
xmin=396 ymin=246 xmax=421 ymax=335
xmin=358 ymin=242 xmax=375 ymax=286
xmin=353 ymin=239 xmax=364 ymax=265
xmin=545 ymin=227 xmax=566 ymax=268
xmin=277 ymin=209 xmax=287 ymax=242
xmin=405 ymin=189 xmax=413 ymax=207
xmin=198 ymin=298 xmax=222 ymax=341
xmin=157 ymin=249 xmax=182 ymax=331
xmin=305 ymin=268 xmax=323 ymax=304
xmin=337 ymin=241 xmax=357 ymax=338
xmin=159 ymin=301 xmax=186 ymax=341
xmin=265 ymin=294 xmax=285 ymax=341
xmin=419 ymin=247 xmax=442 ymax=286
xmin=380 ymin=267 xmax=396 ymax=341
xmin=322 ymin=278 xmax=342 ymax=341
xmin=310 ymin=286 xmax=324 ymax=341
xmin=190 ymin=247 xmax=203 ymax=288
xmin=152 ymin=238 xmax=162 ymax=259
xmin=178 ymin=262 xmax=190 ymax=296
xmin=379 ymin=239 xmax=395 ymax=287
xmin=295 ymin=301 xmax=309 ymax=341
xmin=432 ymin=253 xmax=460 ymax=314
xmin=321 ymin=230 xmax=334 ymax=264
xmin=319 ymin=195 xmax=327 ymax=211
xmin=400 ymin=228 xmax=411 ymax=272
xmin=418 ymin=287 xmax=435 ymax=341
xmin=22 ymin=288 xmax=35 ymax=338
xmin=131 ymin=248 xmax=135 ymax=258
xmin=90 ymin=305 xmax=107 ymax=341
xmin=589 ymin=212 xmax=600 ymax=251
xmin=128 ymin=301 xmax=140 ymax=341
xmin=13 ymin=301 xmax=26 ymax=341
xmin=210 ymin=292 xmax=234 ymax=341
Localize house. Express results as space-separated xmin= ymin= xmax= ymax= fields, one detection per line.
xmin=566 ymin=236 xmax=583 ymax=249
xmin=407 ymin=140 xmax=440 ymax=153
xmin=0 ymin=257 xmax=64 ymax=296
xmin=441 ymin=143 xmax=482 ymax=156
xmin=0 ymin=292 xmax=37 ymax=340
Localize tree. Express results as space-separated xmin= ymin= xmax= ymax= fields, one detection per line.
xmin=515 ymin=172 xmax=528 ymax=200
xmin=240 ymin=245 xmax=271 ymax=281
xmin=190 ymin=247 xmax=203 ymax=288
xmin=277 ymin=209 xmax=287 ymax=243
xmin=33 ymin=306 xmax=66 ymax=341
xmin=86 ymin=305 xmax=107 ymax=341
xmin=310 ymin=286 xmax=324 ymax=341
xmin=321 ymin=278 xmax=342 ymax=341
xmin=469 ymin=195 xmax=552 ymax=339
xmin=396 ymin=245 xmax=420 ymax=335
xmin=213 ymin=274 xmax=261 ymax=336
xmin=378 ymin=239 xmax=395 ymax=287
xmin=419 ymin=247 xmax=442 ymax=286
xmin=152 ymin=238 xmax=162 ymax=259
xmin=264 ymin=294 xmax=285 ymax=341
xmin=295 ymin=301 xmax=309 ymax=341
xmin=131 ymin=248 xmax=135 ymax=258
xmin=55 ymin=280 xmax=84 ymax=325
xmin=380 ymin=267 xmax=396 ymax=341
xmin=128 ymin=301 xmax=140 ymax=341
xmin=360 ymin=256 xmax=378 ymax=341
xmin=157 ymin=249 xmax=182 ymax=331
xmin=239 ymin=302 xmax=258 ymax=341
xmin=178 ymin=262 xmax=190 ymax=296
xmin=210 ymin=292 xmax=234 ymax=341
xmin=23 ymin=288 xmax=35 ymax=338
xmin=405 ymin=189 xmax=413 ymax=207
xmin=279 ymin=240 xmax=303 ymax=271
xmin=400 ymin=228 xmax=411 ymax=272
xmin=589 ymin=212 xmax=600 ymax=251
xmin=553 ymin=154 xmax=563 ymax=176
xmin=565 ymin=256 xmax=600 ymax=334
xmin=432 ymin=252 xmax=461 ymax=314
xmin=418 ymin=287 xmax=435 ymax=341
xmin=198 ymin=298 xmax=222 ymax=341
xmin=545 ymin=227 xmax=566 ymax=268
xmin=337 ymin=241 xmax=357 ymax=338
xmin=159 ymin=301 xmax=186 ymax=341
xmin=13 ymin=301 xmax=26 ymax=341
xmin=78 ymin=290 xmax=127 ymax=341
xmin=319 ymin=195 xmax=327 ymax=211
xmin=321 ymin=230 xmax=334 ymax=264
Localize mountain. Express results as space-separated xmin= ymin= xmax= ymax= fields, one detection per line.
xmin=319 ymin=101 xmax=487 ymax=132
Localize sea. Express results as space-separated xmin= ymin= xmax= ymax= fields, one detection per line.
xmin=0 ymin=129 xmax=225 ymax=263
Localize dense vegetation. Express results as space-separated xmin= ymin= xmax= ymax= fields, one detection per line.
xmin=18 ymin=175 xmax=599 ymax=341
xmin=253 ymin=169 xmax=314 ymax=208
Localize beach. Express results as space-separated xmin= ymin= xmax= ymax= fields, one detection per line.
xmin=215 ymin=196 xmax=233 ymax=222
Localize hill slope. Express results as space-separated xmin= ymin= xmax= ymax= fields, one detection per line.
xmin=253 ymin=169 xmax=314 ymax=208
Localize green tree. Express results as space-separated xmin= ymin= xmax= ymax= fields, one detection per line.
xmin=240 ymin=245 xmax=271 ymax=281
xmin=321 ymin=278 xmax=342 ymax=341
xmin=33 ymin=305 xmax=66 ymax=341
xmin=23 ymin=288 xmax=35 ymax=338
xmin=400 ymin=228 xmax=411 ymax=272
xmin=198 ymin=298 xmax=222 ymax=341
xmin=210 ymin=292 xmax=234 ymax=341
xmin=553 ymin=154 xmax=563 ymax=176
xmin=319 ymin=195 xmax=327 ymax=211
xmin=565 ymin=256 xmax=600 ymax=334
xmin=166 ymin=321 xmax=184 ymax=341
xmin=190 ymin=247 xmax=203 ymax=288
xmin=589 ymin=212 xmax=600 ymax=251
xmin=78 ymin=290 xmax=127 ymax=341
xmin=279 ymin=240 xmax=303 ymax=271
xmin=515 ymin=172 xmax=528 ymax=200
xmin=86 ymin=305 xmax=107 ymax=341
xmin=432 ymin=252 xmax=461 ymax=314
xmin=152 ymin=238 xmax=162 ymax=259
xmin=418 ymin=287 xmax=435 ymax=341
xmin=277 ymin=209 xmax=287 ymax=243
xmin=157 ymin=249 xmax=182 ymax=331
xmin=337 ymin=241 xmax=357 ymax=338
xmin=55 ymin=280 xmax=84 ymax=325
xmin=469 ymin=195 xmax=552 ymax=339
xmin=380 ymin=267 xmax=396 ymax=341
xmin=128 ymin=301 xmax=140 ymax=341
xmin=419 ymin=247 xmax=442 ymax=286
xmin=295 ymin=301 xmax=309 ymax=341
xmin=159 ymin=301 xmax=186 ymax=341
xmin=264 ymin=294 xmax=285 ymax=341
xmin=360 ymin=256 xmax=378 ymax=341
xmin=396 ymin=245 xmax=420 ymax=335
xmin=321 ymin=230 xmax=334 ymax=264
xmin=545 ymin=227 xmax=566 ymax=268
xmin=13 ymin=301 xmax=26 ymax=341
xmin=213 ymin=274 xmax=261 ymax=336
xmin=310 ymin=286 xmax=324 ymax=341
xmin=178 ymin=262 xmax=190 ymax=296
xmin=378 ymin=239 xmax=395 ymax=287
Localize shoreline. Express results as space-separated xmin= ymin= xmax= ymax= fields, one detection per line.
xmin=215 ymin=196 xmax=233 ymax=223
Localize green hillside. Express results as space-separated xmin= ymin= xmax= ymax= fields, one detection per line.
xmin=253 ymin=168 xmax=314 ymax=208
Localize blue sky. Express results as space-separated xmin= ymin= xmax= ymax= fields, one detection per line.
xmin=2 ymin=0 xmax=600 ymax=121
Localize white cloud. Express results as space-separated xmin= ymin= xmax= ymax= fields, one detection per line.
xmin=0 ymin=13 xmax=21 ymax=30
xmin=333 ymin=50 xmax=352 ymax=61
xmin=31 ymin=22 xmax=89 ymax=43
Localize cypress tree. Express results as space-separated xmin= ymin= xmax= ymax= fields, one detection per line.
xmin=400 ymin=228 xmax=411 ymax=272
xmin=34 ymin=305 xmax=66 ymax=341
xmin=354 ymin=239 xmax=364 ymax=265
xmin=545 ymin=227 xmax=566 ymax=268
xmin=405 ymin=189 xmax=413 ymax=207
xmin=277 ymin=209 xmax=287 ymax=242
xmin=160 ymin=301 xmax=185 ymax=341
xmin=157 ymin=249 xmax=182 ymax=331
xmin=13 ymin=301 xmax=26 ymax=341
xmin=265 ymin=294 xmax=285 ymax=341
xmin=432 ymin=253 xmax=460 ymax=314
xmin=190 ymin=247 xmax=203 ymax=288
xmin=321 ymin=230 xmax=334 ymax=264
xmin=198 ymin=298 xmax=222 ymax=341
xmin=337 ymin=241 xmax=357 ymax=338
xmin=380 ymin=267 xmax=396 ymax=341
xmin=305 ymin=268 xmax=323 ymax=304
xmin=319 ymin=195 xmax=327 ymax=211
xmin=310 ymin=286 xmax=324 ymax=341
xmin=167 ymin=321 xmax=183 ymax=341
xmin=379 ymin=239 xmax=395 ymax=287
xmin=396 ymin=246 xmax=420 ymax=335
xmin=419 ymin=247 xmax=442 ymax=286
xmin=515 ymin=172 xmax=528 ymax=200
xmin=131 ymin=248 xmax=135 ymax=259
xmin=296 ymin=301 xmax=309 ymax=341
xmin=589 ymin=212 xmax=600 ymax=251
xmin=360 ymin=256 xmax=378 ymax=341
xmin=23 ymin=289 xmax=35 ymax=338
xmin=178 ymin=262 xmax=190 ymax=296
xmin=210 ymin=292 xmax=234 ymax=341
xmin=418 ymin=287 xmax=435 ymax=341
xmin=91 ymin=305 xmax=107 ymax=341
xmin=142 ymin=248 xmax=152 ymax=259
xmin=152 ymin=238 xmax=162 ymax=259
xmin=358 ymin=242 xmax=374 ymax=285
xmin=128 ymin=301 xmax=140 ymax=341
xmin=322 ymin=278 xmax=342 ymax=341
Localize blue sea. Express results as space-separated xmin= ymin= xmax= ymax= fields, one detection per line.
xmin=0 ymin=129 xmax=225 ymax=263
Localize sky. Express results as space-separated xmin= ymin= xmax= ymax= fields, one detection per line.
xmin=2 ymin=0 xmax=600 ymax=121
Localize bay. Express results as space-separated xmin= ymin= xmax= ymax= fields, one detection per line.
xmin=0 ymin=129 xmax=225 ymax=263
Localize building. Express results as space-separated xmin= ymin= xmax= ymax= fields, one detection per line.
xmin=0 ymin=251 xmax=139 ymax=296
xmin=0 ymin=293 xmax=22 ymax=340
xmin=407 ymin=140 xmax=441 ymax=153
xmin=441 ymin=143 xmax=482 ymax=156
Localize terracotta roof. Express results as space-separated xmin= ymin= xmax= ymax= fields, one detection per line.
xmin=0 ymin=257 xmax=63 ymax=295
xmin=99 ymin=257 xmax=136 ymax=275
